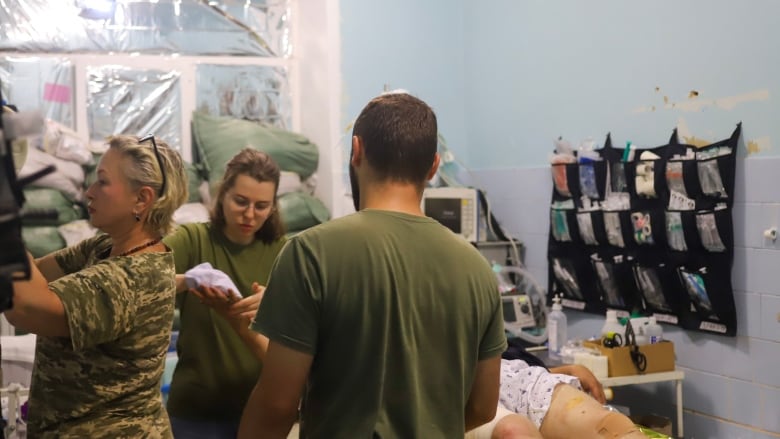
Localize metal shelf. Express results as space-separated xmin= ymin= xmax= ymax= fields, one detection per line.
xmin=600 ymin=370 xmax=685 ymax=438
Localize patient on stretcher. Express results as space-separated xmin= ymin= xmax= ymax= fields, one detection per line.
xmin=466 ymin=358 xmax=646 ymax=439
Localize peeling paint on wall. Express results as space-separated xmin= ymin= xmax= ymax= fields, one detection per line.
xmin=746 ymin=136 xmax=771 ymax=155
xmin=634 ymin=89 xmax=770 ymax=113
xmin=678 ymin=117 xmax=771 ymax=154
xmin=677 ymin=118 xmax=716 ymax=147
xmin=682 ymin=136 xmax=711 ymax=147
xmin=676 ymin=117 xmax=694 ymax=140
xmin=676 ymin=89 xmax=769 ymax=111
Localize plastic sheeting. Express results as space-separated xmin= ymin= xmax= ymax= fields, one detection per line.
xmin=87 ymin=66 xmax=181 ymax=150
xmin=0 ymin=0 xmax=291 ymax=56
xmin=209 ymin=0 xmax=293 ymax=58
xmin=0 ymin=57 xmax=74 ymax=128
xmin=196 ymin=64 xmax=291 ymax=128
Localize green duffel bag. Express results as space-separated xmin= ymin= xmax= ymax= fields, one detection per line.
xmin=83 ymin=151 xmax=103 ymax=190
xmin=191 ymin=112 xmax=319 ymax=192
xmin=278 ymin=191 xmax=330 ymax=232
xmin=185 ymin=162 xmax=205 ymax=203
xmin=22 ymin=226 xmax=67 ymax=258
xmin=21 ymin=187 xmax=85 ymax=226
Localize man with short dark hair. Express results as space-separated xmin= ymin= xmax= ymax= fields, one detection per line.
xmin=237 ymin=91 xmax=507 ymax=438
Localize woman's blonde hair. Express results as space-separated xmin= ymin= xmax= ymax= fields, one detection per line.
xmin=107 ymin=135 xmax=188 ymax=235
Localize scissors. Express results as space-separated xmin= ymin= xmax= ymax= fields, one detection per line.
xmin=624 ymin=320 xmax=647 ymax=372
xmin=601 ymin=332 xmax=623 ymax=348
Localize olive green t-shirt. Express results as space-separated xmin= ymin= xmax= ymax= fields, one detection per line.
xmin=254 ymin=209 xmax=507 ymax=438
xmin=29 ymin=234 xmax=175 ymax=438
xmin=163 ymin=222 xmax=286 ymax=421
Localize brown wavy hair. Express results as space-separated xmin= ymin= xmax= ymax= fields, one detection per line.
xmin=210 ymin=148 xmax=285 ymax=244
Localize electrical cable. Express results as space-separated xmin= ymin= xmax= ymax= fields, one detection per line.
xmin=435 ymin=135 xmax=549 ymax=344
xmin=497 ymin=264 xmax=548 ymax=344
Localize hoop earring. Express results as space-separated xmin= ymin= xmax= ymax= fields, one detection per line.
xmin=133 ymin=212 xmax=140 ymax=222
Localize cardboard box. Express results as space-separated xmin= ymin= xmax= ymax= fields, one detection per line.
xmin=583 ymin=339 xmax=675 ymax=377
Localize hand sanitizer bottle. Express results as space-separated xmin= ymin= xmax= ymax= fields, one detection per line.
xmin=547 ymin=295 xmax=567 ymax=360
xmin=646 ymin=316 xmax=664 ymax=344
xmin=600 ymin=310 xmax=624 ymax=344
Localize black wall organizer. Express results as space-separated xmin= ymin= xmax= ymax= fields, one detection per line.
xmin=547 ymin=123 xmax=741 ymax=336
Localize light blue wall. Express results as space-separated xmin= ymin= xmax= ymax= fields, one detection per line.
xmin=340 ymin=1 xmax=780 ymax=437
xmin=340 ymin=0 xmax=468 ymax=159
xmin=464 ymin=0 xmax=780 ymax=169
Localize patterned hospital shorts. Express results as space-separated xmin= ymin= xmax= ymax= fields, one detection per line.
xmin=498 ymin=358 xmax=582 ymax=429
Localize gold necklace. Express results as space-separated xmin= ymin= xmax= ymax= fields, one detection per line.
xmin=117 ymin=239 xmax=161 ymax=257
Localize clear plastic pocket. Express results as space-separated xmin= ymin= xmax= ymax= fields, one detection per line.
xmin=631 ymin=211 xmax=654 ymax=245
xmin=551 ymin=209 xmax=573 ymax=242
xmin=552 ymin=164 xmax=571 ymax=197
xmin=678 ymin=268 xmax=719 ymax=320
xmin=635 ymin=160 xmax=658 ymax=198
xmin=696 ymin=211 xmax=726 ymax=252
xmin=633 ymin=265 xmax=673 ymax=312
xmin=666 ymin=161 xmax=687 ymax=196
xmin=576 ymin=212 xmax=599 ymax=245
xmin=665 ymin=211 xmax=687 ymax=251
xmin=551 ymin=258 xmax=584 ymax=300
xmin=697 ymin=158 xmax=727 ymax=198
xmin=592 ymin=259 xmax=625 ymax=307
xmin=611 ymin=162 xmax=627 ymax=193
xmin=579 ymin=162 xmax=600 ymax=199
xmin=603 ymin=211 xmax=625 ymax=248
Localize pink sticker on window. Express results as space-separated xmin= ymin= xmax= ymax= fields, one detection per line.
xmin=43 ymin=83 xmax=71 ymax=103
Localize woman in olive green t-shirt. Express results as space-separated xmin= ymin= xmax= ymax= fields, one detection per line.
xmin=163 ymin=149 xmax=287 ymax=437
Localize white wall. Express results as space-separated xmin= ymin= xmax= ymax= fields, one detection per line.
xmin=298 ymin=0 xmax=350 ymax=218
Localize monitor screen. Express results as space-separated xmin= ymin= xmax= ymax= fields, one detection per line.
xmin=424 ymin=198 xmax=461 ymax=233
xmin=502 ymin=298 xmax=517 ymax=322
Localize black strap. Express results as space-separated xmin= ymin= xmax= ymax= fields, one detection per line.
xmin=476 ymin=188 xmax=512 ymax=242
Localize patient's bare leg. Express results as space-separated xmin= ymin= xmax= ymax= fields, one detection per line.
xmin=466 ymin=406 xmax=542 ymax=439
xmin=490 ymin=414 xmax=543 ymax=439
xmin=539 ymin=384 xmax=646 ymax=439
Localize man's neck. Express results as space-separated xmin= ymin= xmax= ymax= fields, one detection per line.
xmin=360 ymin=182 xmax=424 ymax=216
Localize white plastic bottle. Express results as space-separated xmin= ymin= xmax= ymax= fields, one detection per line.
xmin=547 ymin=295 xmax=568 ymax=360
xmin=634 ymin=325 xmax=649 ymax=345
xmin=646 ymin=316 xmax=664 ymax=344
xmin=600 ymin=310 xmax=624 ymax=344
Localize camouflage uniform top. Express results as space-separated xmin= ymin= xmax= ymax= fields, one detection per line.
xmin=27 ymin=234 xmax=175 ymax=438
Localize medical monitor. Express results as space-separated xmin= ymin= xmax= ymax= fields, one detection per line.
xmin=422 ymin=187 xmax=484 ymax=242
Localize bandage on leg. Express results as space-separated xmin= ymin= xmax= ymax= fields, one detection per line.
xmin=540 ymin=384 xmax=645 ymax=439
xmin=595 ymin=412 xmax=641 ymax=438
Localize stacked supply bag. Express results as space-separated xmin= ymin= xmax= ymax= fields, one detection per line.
xmin=191 ymin=111 xmax=330 ymax=235
xmin=17 ymin=120 xmax=93 ymax=256
xmin=547 ymin=124 xmax=741 ymax=336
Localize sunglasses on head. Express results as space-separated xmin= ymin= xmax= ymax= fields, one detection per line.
xmin=138 ymin=134 xmax=167 ymax=197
